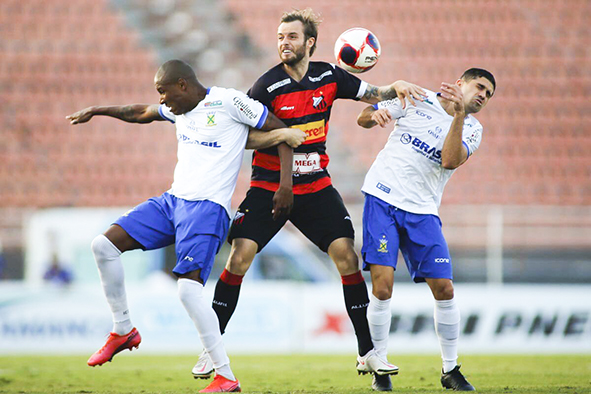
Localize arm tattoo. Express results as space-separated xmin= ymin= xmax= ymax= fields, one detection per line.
xmin=362 ymin=85 xmax=380 ymax=101
xmin=120 ymin=105 xmax=136 ymax=121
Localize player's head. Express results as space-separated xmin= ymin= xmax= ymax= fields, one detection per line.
xmin=154 ymin=60 xmax=201 ymax=115
xmin=278 ymin=8 xmax=322 ymax=65
xmin=457 ymin=68 xmax=496 ymax=114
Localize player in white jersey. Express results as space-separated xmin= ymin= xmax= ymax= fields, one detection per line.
xmin=357 ymin=68 xmax=495 ymax=391
xmin=66 ymin=59 xmax=305 ymax=393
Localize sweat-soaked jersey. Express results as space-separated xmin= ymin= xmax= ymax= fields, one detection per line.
xmin=247 ymin=61 xmax=367 ymax=194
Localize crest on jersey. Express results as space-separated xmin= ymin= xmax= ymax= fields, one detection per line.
xmin=378 ymin=236 xmax=388 ymax=253
xmin=312 ymin=92 xmax=327 ymax=109
xmin=206 ymin=112 xmax=216 ymax=126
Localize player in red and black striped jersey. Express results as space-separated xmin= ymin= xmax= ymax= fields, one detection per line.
xmin=195 ymin=8 xmax=425 ymax=385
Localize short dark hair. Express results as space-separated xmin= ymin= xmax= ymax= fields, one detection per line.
xmin=280 ymin=8 xmax=322 ymax=56
xmin=156 ymin=59 xmax=198 ymax=85
xmin=461 ymin=68 xmax=496 ymax=93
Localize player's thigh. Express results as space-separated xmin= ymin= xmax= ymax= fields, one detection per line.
xmin=113 ymin=193 xmax=176 ymax=251
xmin=290 ymin=186 xmax=355 ymax=253
xmin=103 ymin=224 xmax=143 ymax=252
xmin=173 ymin=199 xmax=230 ymax=284
xmin=360 ymin=194 xmax=401 ymax=271
xmin=399 ymin=212 xmax=452 ymax=283
xmin=228 ymin=187 xmax=287 ymax=252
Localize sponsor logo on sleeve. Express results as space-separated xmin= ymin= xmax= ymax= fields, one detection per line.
xmin=232 ymin=97 xmax=258 ymax=120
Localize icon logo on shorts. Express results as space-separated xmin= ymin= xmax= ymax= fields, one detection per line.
xmin=233 ymin=211 xmax=245 ymax=225
xmin=184 ymin=256 xmax=194 ymax=262
xmin=434 ymin=258 xmax=450 ymax=263
xmin=378 ymin=236 xmax=388 ymax=253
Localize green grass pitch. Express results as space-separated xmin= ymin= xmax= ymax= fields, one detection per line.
xmin=0 ymin=354 xmax=589 ymax=393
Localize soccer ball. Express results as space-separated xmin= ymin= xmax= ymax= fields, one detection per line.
xmin=334 ymin=28 xmax=381 ymax=73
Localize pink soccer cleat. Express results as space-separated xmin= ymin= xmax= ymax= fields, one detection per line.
xmin=199 ymin=375 xmax=241 ymax=393
xmin=87 ymin=328 xmax=141 ymax=366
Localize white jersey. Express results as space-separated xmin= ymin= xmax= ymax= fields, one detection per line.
xmin=361 ymin=89 xmax=483 ymax=216
xmin=159 ymin=86 xmax=268 ymax=216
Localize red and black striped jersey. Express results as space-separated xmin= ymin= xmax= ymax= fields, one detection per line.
xmin=247 ymin=61 xmax=367 ymax=194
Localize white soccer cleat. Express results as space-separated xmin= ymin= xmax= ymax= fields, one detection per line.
xmin=192 ymin=350 xmax=214 ymax=379
xmin=356 ymin=349 xmax=399 ymax=376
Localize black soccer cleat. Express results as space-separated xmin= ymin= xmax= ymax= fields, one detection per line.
xmin=441 ymin=365 xmax=475 ymax=391
xmin=372 ymin=373 xmax=393 ymax=391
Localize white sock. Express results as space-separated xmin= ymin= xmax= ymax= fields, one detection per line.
xmin=367 ymin=293 xmax=392 ymax=361
xmin=177 ymin=278 xmax=235 ymax=381
xmin=434 ymin=298 xmax=460 ymax=373
xmin=91 ymin=234 xmax=133 ymax=335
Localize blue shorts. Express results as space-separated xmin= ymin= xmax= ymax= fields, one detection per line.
xmin=361 ymin=193 xmax=452 ymax=283
xmin=114 ymin=192 xmax=230 ymax=282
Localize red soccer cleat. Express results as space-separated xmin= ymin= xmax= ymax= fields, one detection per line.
xmin=87 ymin=328 xmax=141 ymax=366
xmin=199 ymin=375 xmax=241 ymax=393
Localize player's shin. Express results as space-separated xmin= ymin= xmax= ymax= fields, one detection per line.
xmin=212 ymin=269 xmax=243 ymax=334
xmin=367 ymin=294 xmax=392 ymax=361
xmin=91 ymin=234 xmax=133 ymax=335
xmin=434 ymin=298 xmax=461 ymax=373
xmin=342 ymin=272 xmax=374 ymax=356
xmin=178 ymin=278 xmax=236 ymax=381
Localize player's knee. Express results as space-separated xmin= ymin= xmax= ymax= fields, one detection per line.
xmin=91 ymin=234 xmax=120 ymax=262
xmin=434 ymin=282 xmax=454 ymax=300
xmin=372 ymin=285 xmax=393 ymax=300
xmin=226 ymin=251 xmax=254 ymax=275
xmin=334 ymin=250 xmax=359 ymax=275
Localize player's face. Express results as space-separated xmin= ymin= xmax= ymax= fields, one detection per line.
xmin=277 ymin=21 xmax=308 ymax=66
xmin=460 ymin=77 xmax=494 ymax=114
xmin=154 ymin=79 xmax=186 ymax=115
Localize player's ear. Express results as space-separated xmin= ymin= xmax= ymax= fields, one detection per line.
xmin=307 ymin=36 xmax=315 ymax=50
xmin=177 ymin=78 xmax=188 ymax=91
xmin=456 ymin=78 xmax=464 ymax=87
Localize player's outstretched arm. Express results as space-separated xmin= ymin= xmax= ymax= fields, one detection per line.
xmin=361 ymin=80 xmax=426 ymax=108
xmin=357 ymin=106 xmax=392 ymax=129
xmin=246 ymin=128 xmax=306 ymax=149
xmin=66 ymin=104 xmax=163 ymax=125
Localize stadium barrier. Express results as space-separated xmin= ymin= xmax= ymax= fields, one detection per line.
xmin=0 ymin=280 xmax=589 ymax=355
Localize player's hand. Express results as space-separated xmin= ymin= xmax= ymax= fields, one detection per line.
xmin=392 ymin=80 xmax=426 ymax=109
xmin=440 ymin=82 xmax=465 ymax=115
xmin=272 ymin=186 xmax=293 ymax=220
xmin=371 ymin=109 xmax=393 ymax=128
xmin=66 ymin=107 xmax=95 ymax=124
xmin=282 ymin=128 xmax=307 ymax=148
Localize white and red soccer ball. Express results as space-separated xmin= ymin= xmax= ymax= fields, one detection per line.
xmin=334 ymin=27 xmax=381 ymax=73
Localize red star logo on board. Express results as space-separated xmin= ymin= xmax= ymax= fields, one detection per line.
xmin=313 ymin=311 xmax=349 ymax=335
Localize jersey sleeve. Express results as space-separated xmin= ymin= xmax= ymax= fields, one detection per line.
xmin=226 ymin=89 xmax=269 ymax=129
xmin=247 ymin=77 xmax=273 ymax=109
xmin=374 ymin=98 xmax=407 ymax=119
xmin=331 ymin=64 xmax=366 ymax=100
xmin=462 ymin=123 xmax=483 ymax=158
xmin=158 ymin=105 xmax=176 ymax=123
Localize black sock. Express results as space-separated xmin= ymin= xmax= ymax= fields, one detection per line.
xmin=212 ymin=272 xmax=242 ymax=334
xmin=343 ymin=280 xmax=374 ymax=356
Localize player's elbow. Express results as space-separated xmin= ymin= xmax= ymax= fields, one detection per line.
xmin=356 ymin=115 xmax=373 ymax=129
xmin=441 ymin=160 xmax=460 ymax=170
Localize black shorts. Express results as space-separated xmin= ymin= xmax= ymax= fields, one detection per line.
xmin=228 ymin=186 xmax=354 ymax=253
